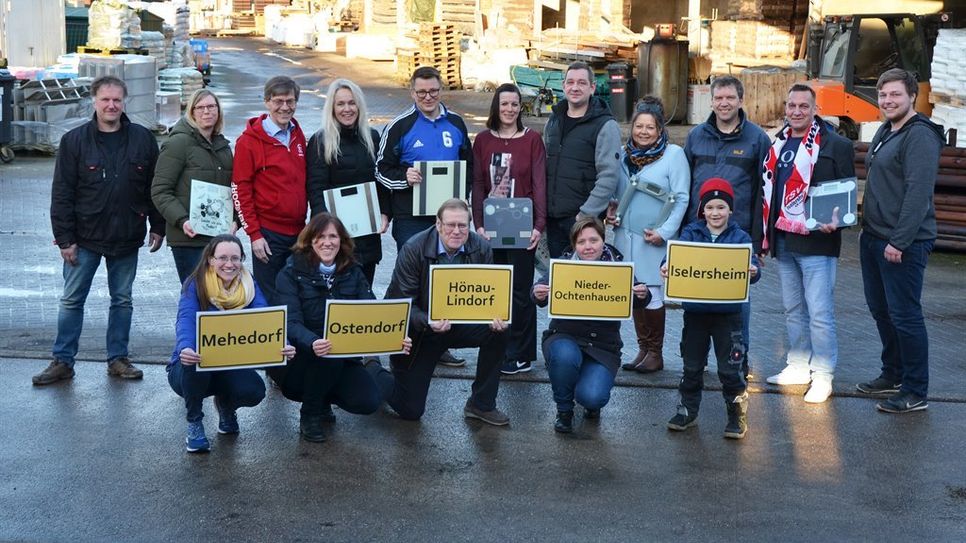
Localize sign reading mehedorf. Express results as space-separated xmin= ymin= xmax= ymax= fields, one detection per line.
xmin=196 ymin=306 xmax=288 ymax=371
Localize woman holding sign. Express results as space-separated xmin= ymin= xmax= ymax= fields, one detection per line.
xmin=471 ymin=83 xmax=547 ymax=376
xmin=170 ymin=234 xmax=295 ymax=453
xmin=532 ymin=218 xmax=651 ymax=433
xmin=306 ymin=79 xmax=390 ymax=287
xmin=152 ymin=89 xmax=235 ymax=284
xmin=272 ymin=213 xmax=412 ymax=443
xmin=608 ymin=96 xmax=690 ymax=375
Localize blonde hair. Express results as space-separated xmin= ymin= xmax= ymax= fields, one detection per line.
xmin=316 ymin=79 xmax=375 ymax=165
xmin=184 ymin=89 xmax=224 ymax=135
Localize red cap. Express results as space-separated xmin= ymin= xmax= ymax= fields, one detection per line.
xmin=698 ymin=177 xmax=735 ymax=218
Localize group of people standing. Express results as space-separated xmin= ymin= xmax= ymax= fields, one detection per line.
xmin=36 ymin=59 xmax=940 ymax=451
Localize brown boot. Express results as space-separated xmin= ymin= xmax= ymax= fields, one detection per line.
xmin=633 ymin=306 xmax=666 ymax=373
xmin=622 ymin=308 xmax=648 ymax=370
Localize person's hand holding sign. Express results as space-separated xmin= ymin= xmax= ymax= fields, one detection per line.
xmin=180 ymin=347 xmax=201 ymax=365
xmin=490 ymin=318 xmax=508 ymax=332
xmin=401 ymin=336 xmax=413 ymax=355
xmin=282 ymin=344 xmax=296 ymax=360
xmin=312 ymin=338 xmax=332 ymax=357
xmin=532 ymin=283 xmax=550 ymax=303
xmin=430 ymin=319 xmax=452 ymax=333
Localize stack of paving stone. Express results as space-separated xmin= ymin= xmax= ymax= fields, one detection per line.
xmin=159 ymin=67 xmax=205 ymax=106
xmin=929 ymin=28 xmax=966 ymax=141
xmin=395 ymin=23 xmax=462 ymax=89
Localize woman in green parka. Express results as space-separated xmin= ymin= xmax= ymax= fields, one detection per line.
xmin=152 ymin=88 xmax=235 ymax=283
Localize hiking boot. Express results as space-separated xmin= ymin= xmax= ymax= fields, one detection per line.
xmin=463 ymin=399 xmax=509 ymax=426
xmin=500 ymin=360 xmax=532 ymax=375
xmin=766 ymin=366 xmax=812 ymax=386
xmin=213 ymin=396 xmax=239 ymax=435
xmin=299 ymin=414 xmax=327 ymax=442
xmin=856 ymin=377 xmax=901 ymax=395
xmin=723 ymin=394 xmax=748 ymax=440
xmin=667 ymin=405 xmax=698 ymax=431
xmin=439 ymin=350 xmax=466 ymax=367
xmin=106 ymin=357 xmax=143 ymax=380
xmin=876 ymin=392 xmax=928 ymax=414
xmin=185 ymin=421 xmax=210 ymax=453
xmin=32 ymin=359 xmax=74 ymax=386
xmin=554 ymin=410 xmax=574 ymax=433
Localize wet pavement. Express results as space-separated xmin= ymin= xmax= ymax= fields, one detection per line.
xmin=1 ymin=37 xmax=966 ymax=541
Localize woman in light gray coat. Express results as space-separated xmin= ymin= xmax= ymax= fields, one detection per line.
xmin=608 ymin=96 xmax=690 ymax=373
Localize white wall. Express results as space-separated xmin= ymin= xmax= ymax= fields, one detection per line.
xmin=0 ymin=0 xmax=66 ymax=67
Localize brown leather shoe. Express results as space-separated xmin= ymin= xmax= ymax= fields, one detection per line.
xmin=622 ymin=308 xmax=648 ymax=370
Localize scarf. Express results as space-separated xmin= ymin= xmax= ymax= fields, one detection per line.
xmin=761 ymin=119 xmax=821 ymax=251
xmin=318 ymin=261 xmax=336 ymax=290
xmin=204 ymin=266 xmax=255 ymax=310
xmin=624 ymin=130 xmax=668 ymax=171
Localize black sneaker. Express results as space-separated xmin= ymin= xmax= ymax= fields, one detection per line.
xmin=32 ymin=359 xmax=74 ymax=386
xmin=856 ymin=377 xmax=901 ymax=395
xmin=299 ymin=414 xmax=327 ymax=442
xmin=439 ymin=350 xmax=466 ymax=367
xmin=554 ymin=411 xmax=574 ymax=433
xmin=500 ymin=360 xmax=532 ymax=375
xmin=667 ymin=406 xmax=698 ymax=431
xmin=876 ymin=392 xmax=928 ymax=414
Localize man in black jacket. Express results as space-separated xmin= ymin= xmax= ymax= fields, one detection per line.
xmin=34 ymin=76 xmax=163 ymax=386
xmin=761 ymin=84 xmax=855 ymax=404
xmin=377 ymin=199 xmax=510 ymax=425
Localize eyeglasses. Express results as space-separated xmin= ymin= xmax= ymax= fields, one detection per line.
xmin=441 ymin=222 xmax=469 ymax=232
xmin=414 ymin=88 xmax=441 ymax=99
xmin=211 ymin=255 xmax=243 ymax=264
xmin=193 ymin=104 xmax=218 ymax=112
xmin=268 ymin=98 xmax=297 ymax=108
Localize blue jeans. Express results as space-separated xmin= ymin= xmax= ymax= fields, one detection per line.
xmin=170 ymin=246 xmax=204 ymax=285
xmin=546 ymin=338 xmax=616 ymax=412
xmin=52 ymin=246 xmax=138 ymax=367
xmin=167 ymin=362 xmax=266 ymax=423
xmin=252 ymin=228 xmax=298 ymax=305
xmin=391 ymin=216 xmax=435 ymax=250
xmin=860 ymin=232 xmax=933 ymax=397
xmin=776 ymin=237 xmax=838 ymax=380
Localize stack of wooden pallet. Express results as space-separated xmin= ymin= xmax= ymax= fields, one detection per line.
xmin=710 ymin=0 xmax=807 ymax=69
xmin=739 ymin=66 xmax=804 ymax=127
xmin=395 ymin=23 xmax=462 ymax=89
xmin=854 ymin=143 xmax=966 ymax=252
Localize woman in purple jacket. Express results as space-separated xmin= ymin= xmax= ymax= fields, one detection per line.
xmin=169 ymin=234 xmax=295 ymax=453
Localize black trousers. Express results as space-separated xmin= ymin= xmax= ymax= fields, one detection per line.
xmin=494 ymin=248 xmax=537 ymax=363
xmin=545 ymin=216 xmax=577 ymax=259
xmin=382 ymin=324 xmax=507 ymax=420
xmin=273 ymin=354 xmax=383 ymax=417
xmin=678 ymin=311 xmax=747 ymax=412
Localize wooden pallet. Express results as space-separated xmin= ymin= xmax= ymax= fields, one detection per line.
xmin=77 ymin=45 xmax=149 ymax=56
xmin=930 ymin=91 xmax=966 ymax=108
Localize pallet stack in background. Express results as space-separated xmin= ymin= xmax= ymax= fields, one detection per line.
xmin=395 ymin=23 xmax=462 ymax=89
xmin=929 ymin=28 xmax=966 ymax=143
xmin=710 ymin=0 xmax=808 ymax=70
xmin=739 ymin=66 xmax=803 ymax=127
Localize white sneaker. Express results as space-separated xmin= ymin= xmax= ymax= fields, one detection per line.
xmin=804 ymin=379 xmax=833 ymax=403
xmin=766 ymin=366 xmax=812 ymax=385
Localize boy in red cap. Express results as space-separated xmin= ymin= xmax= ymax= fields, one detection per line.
xmin=661 ymin=178 xmax=760 ymax=439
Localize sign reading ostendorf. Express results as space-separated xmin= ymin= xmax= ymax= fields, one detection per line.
xmin=323 ymin=299 xmax=411 ymax=358
xmin=664 ymin=240 xmax=753 ymax=304
xmin=196 ymin=305 xmax=288 ymax=372
xmin=548 ymin=260 xmax=635 ymax=320
xmin=428 ymin=265 xmax=513 ymax=324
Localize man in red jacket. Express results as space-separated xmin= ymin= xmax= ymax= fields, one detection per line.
xmin=232 ymin=76 xmax=308 ymax=303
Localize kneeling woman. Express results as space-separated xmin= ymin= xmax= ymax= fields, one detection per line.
xmin=170 ymin=234 xmax=295 ymax=453
xmin=532 ymin=218 xmax=650 ymax=433
xmin=271 ymin=213 xmax=411 ymax=443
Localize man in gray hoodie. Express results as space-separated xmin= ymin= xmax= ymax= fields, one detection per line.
xmin=543 ymin=61 xmax=622 ymax=258
xmin=855 ymin=68 xmax=943 ymax=414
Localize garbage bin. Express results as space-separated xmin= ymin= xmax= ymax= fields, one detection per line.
xmin=606 ymin=63 xmax=637 ymax=123
xmin=0 ymin=69 xmax=16 ymax=163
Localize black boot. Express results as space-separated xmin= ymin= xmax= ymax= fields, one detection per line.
xmin=299 ymin=414 xmax=327 ymax=442
xmin=667 ymin=405 xmax=698 ymax=431
xmin=554 ymin=411 xmax=574 ymax=433
xmin=723 ymin=394 xmax=748 ymax=440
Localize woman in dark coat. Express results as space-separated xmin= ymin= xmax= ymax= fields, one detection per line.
xmin=271 ymin=213 xmax=411 ymax=443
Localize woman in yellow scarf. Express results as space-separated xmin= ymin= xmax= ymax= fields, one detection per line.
xmin=168 ymin=234 xmax=295 ymax=453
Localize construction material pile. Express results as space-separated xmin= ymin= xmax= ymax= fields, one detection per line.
xmin=396 ymin=23 xmax=462 ymax=89
xmin=710 ymin=0 xmax=807 ymax=69
xmin=9 ymin=79 xmax=92 ymax=153
xmin=929 ymin=28 xmax=966 ymax=142
xmin=160 ymin=67 xmax=205 ymax=106
xmin=88 ymin=0 xmax=143 ymax=49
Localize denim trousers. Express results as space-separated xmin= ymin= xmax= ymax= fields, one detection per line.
xmin=860 ymin=232 xmax=933 ymax=397
xmin=167 ymin=362 xmax=266 ymax=423
xmin=170 ymin=246 xmax=204 ymax=285
xmin=545 ymin=337 xmax=617 ymax=413
xmin=52 ymin=246 xmax=138 ymax=366
xmin=251 ymin=228 xmax=298 ymax=305
xmin=391 ymin=216 xmax=435 ymax=250
xmin=776 ymin=237 xmax=838 ymax=380
xmin=679 ymin=311 xmax=746 ymax=412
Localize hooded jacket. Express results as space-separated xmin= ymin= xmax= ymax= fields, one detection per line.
xmin=683 ymin=109 xmax=771 ymax=252
xmin=231 ymin=114 xmax=308 ymax=241
xmin=151 ymin=117 xmax=234 ymax=247
xmin=50 ymin=112 xmax=163 ymax=256
xmin=543 ymin=96 xmax=622 ymax=218
xmin=862 ymin=113 xmax=942 ymax=249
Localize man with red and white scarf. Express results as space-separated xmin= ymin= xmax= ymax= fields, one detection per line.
xmin=761 ymin=84 xmax=854 ymax=403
